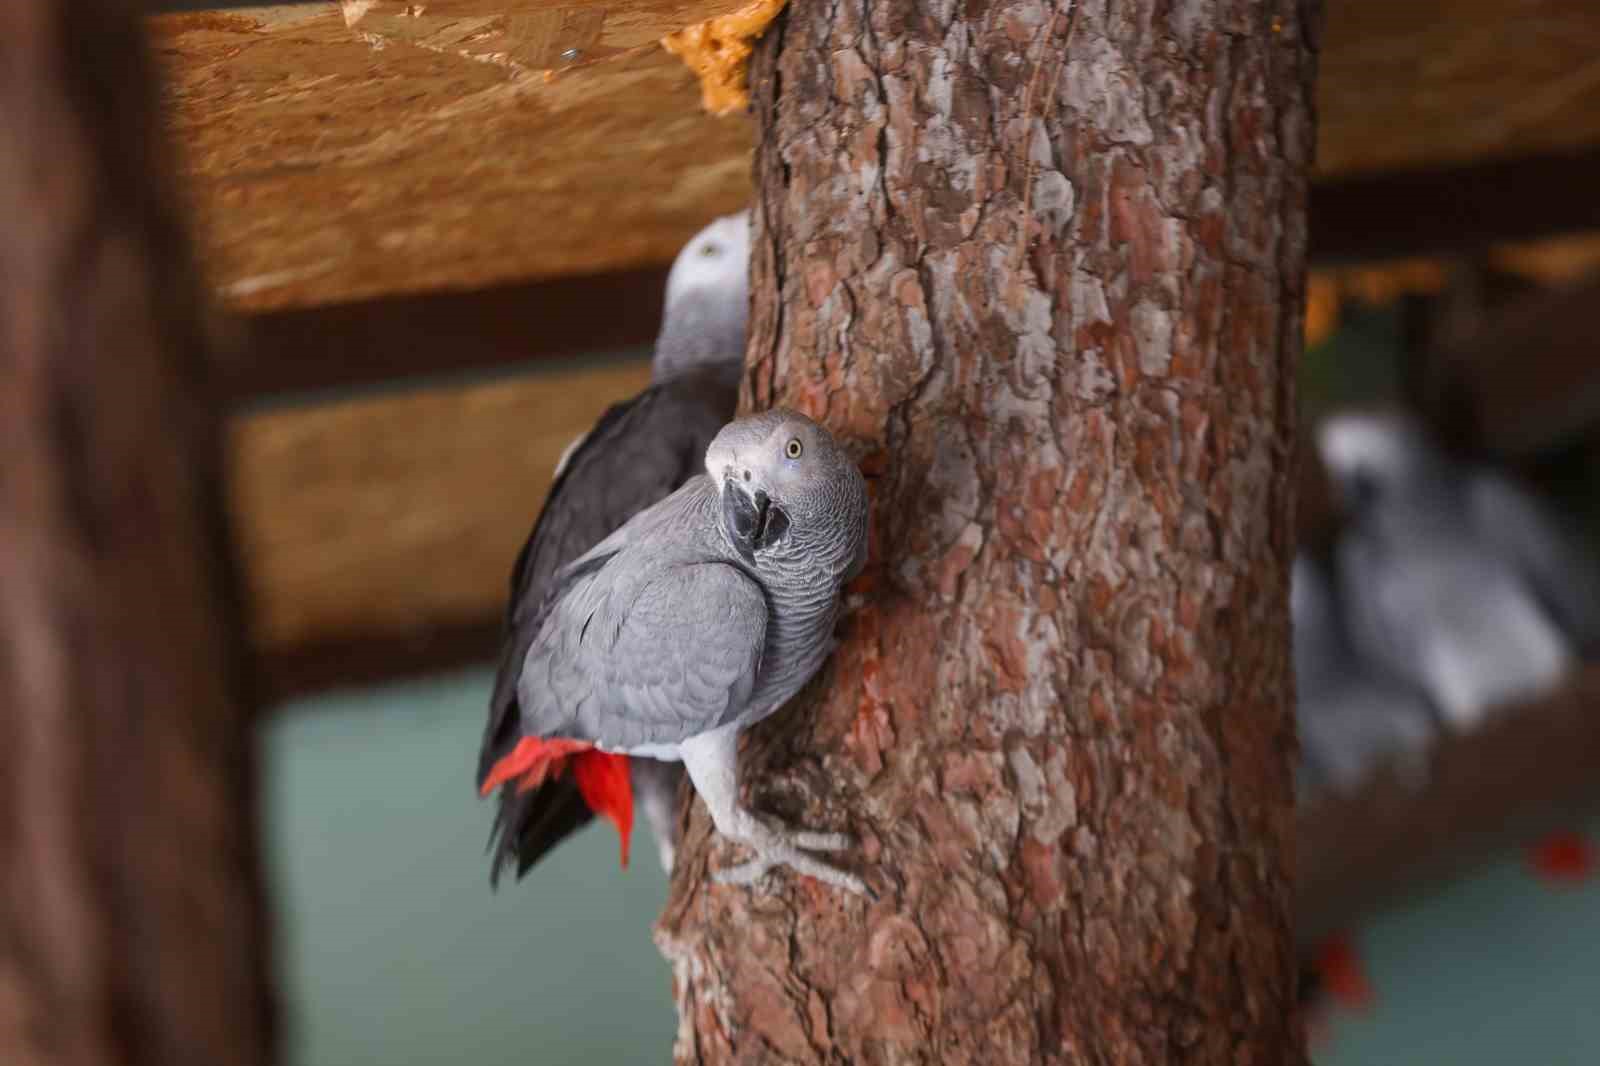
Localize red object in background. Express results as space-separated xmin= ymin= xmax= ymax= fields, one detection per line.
xmin=1527 ymin=830 xmax=1597 ymax=885
xmin=1314 ymin=931 xmax=1376 ymax=1011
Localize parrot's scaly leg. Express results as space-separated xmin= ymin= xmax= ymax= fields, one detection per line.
xmin=630 ymin=757 xmax=683 ymax=874
xmin=679 ymin=725 xmax=869 ymax=897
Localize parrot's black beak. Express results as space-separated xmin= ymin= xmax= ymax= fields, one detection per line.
xmin=723 ymin=482 xmax=789 ymax=561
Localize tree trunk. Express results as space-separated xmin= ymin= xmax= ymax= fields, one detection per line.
xmin=0 ymin=2 xmax=276 ymax=1064
xmin=657 ymin=0 xmax=1319 ymax=1063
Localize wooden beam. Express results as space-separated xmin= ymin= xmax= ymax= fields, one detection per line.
xmin=1296 ymin=666 xmax=1600 ymax=948
xmin=1309 ymin=147 xmax=1600 ymax=265
xmin=1314 ymin=1 xmax=1600 ymax=179
xmin=228 ymin=357 xmax=654 ymax=699
xmin=152 ymin=1 xmax=753 ymax=313
xmin=230 ymin=264 xmax=667 ymax=403
xmin=148 ymin=1 xmax=1600 ymax=318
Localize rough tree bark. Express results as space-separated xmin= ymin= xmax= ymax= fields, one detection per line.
xmin=658 ymin=0 xmax=1319 ymax=1063
xmin=0 ymin=1 xmax=275 ymax=1064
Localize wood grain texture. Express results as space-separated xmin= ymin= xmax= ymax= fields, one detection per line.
xmin=149 ymin=0 xmax=1600 ymax=312
xmin=0 ymin=0 xmax=275 ymax=1061
xmin=151 ymin=0 xmax=754 ymax=311
xmin=656 ymin=0 xmax=1316 ymax=1062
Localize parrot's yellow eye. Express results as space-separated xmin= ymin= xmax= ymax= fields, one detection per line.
xmin=785 ymin=438 xmax=804 ymax=459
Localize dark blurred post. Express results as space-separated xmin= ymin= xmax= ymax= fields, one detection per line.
xmin=0 ymin=1 xmax=276 ymax=1064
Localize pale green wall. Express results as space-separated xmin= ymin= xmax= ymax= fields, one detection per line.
xmin=1314 ymin=825 xmax=1600 ymax=1066
xmin=262 ymin=669 xmax=675 ymax=1066
xmin=262 ymin=670 xmax=1600 ymax=1065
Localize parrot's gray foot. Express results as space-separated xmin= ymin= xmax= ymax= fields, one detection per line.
xmin=710 ymin=813 xmax=866 ymax=895
xmin=679 ymin=725 xmax=871 ymax=897
xmin=713 ymin=850 xmax=866 ymax=895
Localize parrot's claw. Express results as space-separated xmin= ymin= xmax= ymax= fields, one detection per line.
xmin=712 ymin=846 xmax=869 ymax=897
xmin=710 ymin=817 xmax=867 ymax=895
xmin=787 ymin=829 xmax=852 ymax=851
xmin=680 ymin=726 xmax=871 ymax=897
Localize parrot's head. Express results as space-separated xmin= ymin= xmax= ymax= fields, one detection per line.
xmin=664 ymin=209 xmax=751 ymax=309
xmin=1316 ymin=411 xmax=1440 ymax=513
xmin=707 ymin=408 xmax=869 ymax=580
xmin=653 ymin=209 xmax=752 ymax=382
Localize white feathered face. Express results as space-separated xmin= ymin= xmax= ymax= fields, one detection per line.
xmin=1316 ymin=411 xmax=1435 ymax=506
xmin=707 ymin=408 xmax=868 ymax=578
xmin=663 ymin=209 xmax=752 ymax=312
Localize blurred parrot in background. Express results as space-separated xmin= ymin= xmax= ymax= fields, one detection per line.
xmin=1317 ymin=411 xmax=1600 ymax=728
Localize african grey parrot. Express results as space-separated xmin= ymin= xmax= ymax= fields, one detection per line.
xmin=479 ymin=408 xmax=871 ymax=894
xmin=1317 ymin=411 xmax=1598 ymax=730
xmin=477 ymin=210 xmax=749 ymax=884
xmin=1291 ymin=551 xmax=1434 ymax=798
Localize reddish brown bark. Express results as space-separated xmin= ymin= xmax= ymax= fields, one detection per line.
xmin=658 ymin=0 xmax=1319 ymax=1063
xmin=0 ymin=1 xmax=275 ymax=1064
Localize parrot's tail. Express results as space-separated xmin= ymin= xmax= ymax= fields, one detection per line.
xmin=481 ymin=737 xmax=634 ymax=872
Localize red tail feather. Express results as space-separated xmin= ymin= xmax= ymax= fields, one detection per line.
xmin=481 ymin=736 xmax=635 ymax=868
xmin=479 ymin=736 xmax=591 ymax=795
xmin=572 ymin=750 xmax=635 ymax=868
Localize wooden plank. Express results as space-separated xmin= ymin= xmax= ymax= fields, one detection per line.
xmin=152 ymin=1 xmax=753 ymax=312
xmin=150 ymin=1 xmax=1600 ymax=315
xmin=1315 ymin=0 xmax=1600 ymax=179
xmin=228 ymin=357 xmax=653 ymax=687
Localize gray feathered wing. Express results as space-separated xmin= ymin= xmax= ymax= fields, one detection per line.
xmin=527 ymin=556 xmax=769 ymax=752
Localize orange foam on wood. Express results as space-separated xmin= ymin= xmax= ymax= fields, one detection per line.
xmin=661 ymin=0 xmax=788 ymax=116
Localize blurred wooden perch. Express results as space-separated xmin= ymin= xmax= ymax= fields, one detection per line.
xmin=1297 ymin=665 xmax=1600 ymax=948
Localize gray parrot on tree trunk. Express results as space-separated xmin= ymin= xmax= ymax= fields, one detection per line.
xmin=479 ymin=408 xmax=872 ymax=894
xmin=477 ymin=211 xmax=749 ymax=884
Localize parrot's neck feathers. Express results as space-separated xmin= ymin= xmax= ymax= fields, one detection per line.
xmin=651 ymin=292 xmax=746 ymax=383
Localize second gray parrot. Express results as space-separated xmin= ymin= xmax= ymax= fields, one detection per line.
xmin=1317 ymin=411 xmax=1599 ymax=729
xmin=478 ymin=211 xmax=749 ymax=884
xmin=479 ymin=408 xmax=871 ymax=895
xmin=1291 ymin=551 xmax=1434 ymax=799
